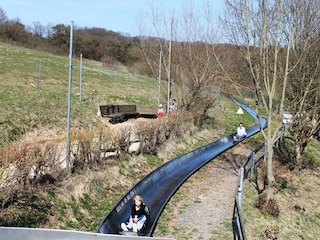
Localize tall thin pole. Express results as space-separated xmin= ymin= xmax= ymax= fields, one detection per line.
xmin=66 ymin=21 xmax=74 ymax=171
xmin=79 ymin=53 xmax=83 ymax=102
xmin=158 ymin=51 xmax=162 ymax=107
xmin=167 ymin=18 xmax=173 ymax=115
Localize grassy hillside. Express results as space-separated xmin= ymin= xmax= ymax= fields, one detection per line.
xmin=0 ymin=42 xmax=254 ymax=232
xmin=0 ymin=42 xmax=161 ymax=146
xmin=1 ymin=42 xmax=320 ymax=239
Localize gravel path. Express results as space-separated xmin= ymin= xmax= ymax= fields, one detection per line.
xmin=161 ymin=159 xmax=240 ymax=240
xmin=156 ymin=145 xmax=253 ymax=240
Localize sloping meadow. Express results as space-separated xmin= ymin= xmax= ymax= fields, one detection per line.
xmin=0 ymin=42 xmax=161 ymax=147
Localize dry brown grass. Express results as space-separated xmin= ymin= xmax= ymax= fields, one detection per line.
xmin=0 ymin=137 xmax=68 ymax=226
xmin=0 ymin=109 xmax=198 ymax=226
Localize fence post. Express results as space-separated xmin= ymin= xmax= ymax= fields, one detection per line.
xmin=237 ymin=167 xmax=244 ymax=209
xmin=250 ymin=150 xmax=255 ymax=177
xmin=236 ymin=167 xmax=244 ymax=239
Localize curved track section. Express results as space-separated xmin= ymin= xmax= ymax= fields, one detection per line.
xmin=97 ymin=99 xmax=267 ymax=236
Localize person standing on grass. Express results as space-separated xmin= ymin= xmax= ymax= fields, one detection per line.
xmin=120 ymin=195 xmax=150 ymax=235
xmin=172 ymin=99 xmax=178 ymax=110
xmin=157 ymin=104 xmax=165 ymax=118
xmin=169 ymin=99 xmax=178 ymax=114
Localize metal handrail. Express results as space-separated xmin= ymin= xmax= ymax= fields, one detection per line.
xmin=233 ymin=142 xmax=268 ymax=240
xmin=232 ymin=198 xmax=247 ymax=240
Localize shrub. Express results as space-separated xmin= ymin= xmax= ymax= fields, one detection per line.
xmin=264 ymin=198 xmax=280 ymax=217
xmin=260 ymin=223 xmax=280 ymax=240
xmin=135 ymin=120 xmax=166 ymax=154
xmin=254 ymin=192 xmax=280 ymax=217
xmin=135 ymin=110 xmax=195 ymax=154
xmin=70 ymin=125 xmax=131 ymax=171
xmin=300 ymin=155 xmax=316 ymax=170
xmin=0 ymin=141 xmax=61 ymax=227
xmin=254 ymin=192 xmax=267 ymax=210
xmin=165 ymin=109 xmax=194 ymax=139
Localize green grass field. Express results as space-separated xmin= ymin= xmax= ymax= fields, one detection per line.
xmin=0 ymin=42 xmax=163 ymax=146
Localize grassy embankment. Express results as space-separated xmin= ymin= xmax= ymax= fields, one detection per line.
xmin=0 ymin=42 xmax=160 ymax=146
xmin=0 ymin=41 xmax=163 ymax=229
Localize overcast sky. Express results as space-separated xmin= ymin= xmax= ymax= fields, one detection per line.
xmin=1 ymin=0 xmax=225 ymax=36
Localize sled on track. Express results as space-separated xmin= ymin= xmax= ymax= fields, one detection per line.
xmin=119 ymin=230 xmax=138 ymax=236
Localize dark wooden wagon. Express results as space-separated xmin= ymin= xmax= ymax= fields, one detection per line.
xmin=99 ymin=105 xmax=157 ymax=124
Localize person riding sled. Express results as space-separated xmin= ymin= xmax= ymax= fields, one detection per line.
xmin=233 ymin=122 xmax=247 ymax=141
xmin=120 ymin=195 xmax=150 ymax=235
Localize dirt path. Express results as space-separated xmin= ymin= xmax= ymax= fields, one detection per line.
xmin=157 ymin=145 xmax=252 ymax=240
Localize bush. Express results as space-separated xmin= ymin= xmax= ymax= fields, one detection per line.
xmin=254 ymin=192 xmax=280 ymax=217
xmin=260 ymin=223 xmax=280 ymax=240
xmin=135 ymin=110 xmax=195 ymax=155
xmin=300 ymin=155 xmax=316 ymax=170
xmin=264 ymin=198 xmax=280 ymax=217
xmin=254 ymin=192 xmax=267 ymax=209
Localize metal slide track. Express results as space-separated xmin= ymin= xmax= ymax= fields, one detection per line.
xmin=96 ymin=98 xmax=267 ymax=236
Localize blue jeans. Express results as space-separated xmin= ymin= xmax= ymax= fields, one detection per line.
xmin=236 ymin=134 xmax=246 ymax=139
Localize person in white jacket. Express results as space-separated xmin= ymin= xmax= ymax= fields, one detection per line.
xmin=233 ymin=123 xmax=247 ymax=141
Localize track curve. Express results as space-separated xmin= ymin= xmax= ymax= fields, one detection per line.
xmin=96 ymin=98 xmax=267 ymax=236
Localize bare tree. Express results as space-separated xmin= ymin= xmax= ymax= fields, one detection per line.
xmin=222 ymin=0 xmax=320 ymax=200
xmin=138 ymin=1 xmax=222 ymax=124
xmin=30 ymin=21 xmax=47 ymax=37
xmin=0 ymin=7 xmax=7 ymax=26
xmin=285 ymin=0 xmax=320 ymax=165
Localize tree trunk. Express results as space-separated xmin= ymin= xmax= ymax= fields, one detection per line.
xmin=295 ymin=144 xmax=301 ymax=166
xmin=266 ymin=110 xmax=276 ymax=200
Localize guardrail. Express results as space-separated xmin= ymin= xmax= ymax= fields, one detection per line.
xmin=232 ymin=197 xmax=247 ymax=240
xmin=232 ymin=144 xmax=266 ymax=240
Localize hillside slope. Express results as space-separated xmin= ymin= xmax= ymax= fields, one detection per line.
xmin=1 ymin=42 xmax=320 ymax=240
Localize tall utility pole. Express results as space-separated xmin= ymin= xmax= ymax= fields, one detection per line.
xmin=66 ymin=21 xmax=74 ymax=171
xmin=158 ymin=51 xmax=162 ymax=107
xmin=167 ymin=18 xmax=173 ymax=115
